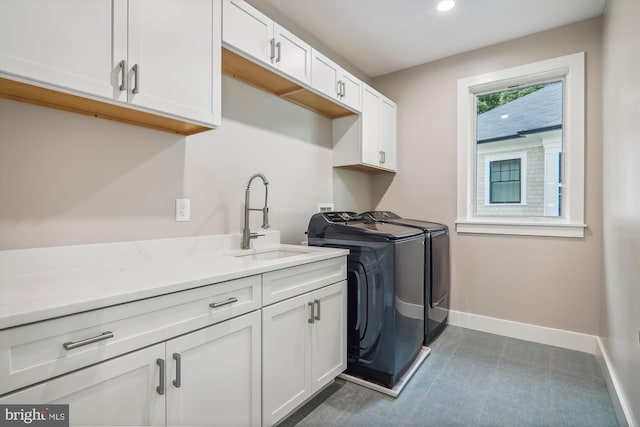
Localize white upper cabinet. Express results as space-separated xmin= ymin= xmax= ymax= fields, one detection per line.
xmin=311 ymin=49 xmax=362 ymax=112
xmin=127 ymin=0 xmax=221 ymax=126
xmin=223 ymin=0 xmax=311 ymax=85
xmin=0 ymin=0 xmax=221 ymax=130
xmin=333 ymin=83 xmax=397 ymax=172
xmin=222 ymin=0 xmax=273 ymax=64
xmin=273 ymin=23 xmax=312 ymax=85
xmin=0 ymin=0 xmax=122 ymax=100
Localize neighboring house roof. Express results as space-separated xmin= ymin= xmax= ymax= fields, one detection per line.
xmin=477 ymin=81 xmax=563 ymax=143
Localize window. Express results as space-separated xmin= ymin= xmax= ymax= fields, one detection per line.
xmin=490 ymin=158 xmax=521 ymax=203
xmin=456 ymin=53 xmax=585 ymax=238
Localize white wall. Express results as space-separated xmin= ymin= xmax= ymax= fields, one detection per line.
xmin=0 ymin=76 xmax=367 ymax=249
xmin=601 ymin=0 xmax=640 ymax=423
xmin=371 ymin=18 xmax=604 ymax=335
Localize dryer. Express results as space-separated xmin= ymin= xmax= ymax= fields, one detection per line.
xmin=307 ymin=212 xmax=425 ymax=388
xmin=363 ymin=211 xmax=450 ymax=344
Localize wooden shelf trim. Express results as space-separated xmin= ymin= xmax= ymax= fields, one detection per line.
xmin=222 ymin=48 xmax=356 ymax=119
xmin=0 ymin=78 xmax=212 ymax=136
xmin=334 ymin=164 xmax=396 ymax=174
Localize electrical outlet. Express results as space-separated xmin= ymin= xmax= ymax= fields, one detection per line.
xmin=176 ymin=199 xmax=190 ymax=222
xmin=317 ymin=203 xmax=334 ymax=213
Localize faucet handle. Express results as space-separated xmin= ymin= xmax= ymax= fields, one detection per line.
xmin=250 ymin=232 xmax=265 ymax=239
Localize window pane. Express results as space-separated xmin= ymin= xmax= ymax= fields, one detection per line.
xmin=475 ymin=80 xmax=563 ymax=217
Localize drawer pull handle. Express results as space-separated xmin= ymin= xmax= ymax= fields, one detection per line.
xmin=63 ymin=331 xmax=114 ymax=350
xmin=314 ymin=299 xmax=321 ymax=321
xmin=173 ymin=353 xmax=181 ymax=388
xmin=209 ymin=297 xmax=238 ymax=309
xmin=156 ymin=358 xmax=165 ymax=395
xmin=308 ymin=301 xmax=315 ymax=324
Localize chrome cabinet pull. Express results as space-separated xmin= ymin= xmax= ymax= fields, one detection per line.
xmin=314 ymin=299 xmax=321 ymax=321
xmin=336 ymin=80 xmax=342 ymax=98
xmin=172 ymin=353 xmax=181 ymax=388
xmin=209 ymin=297 xmax=238 ymax=309
xmin=156 ymin=358 xmax=165 ymax=395
xmin=270 ymin=38 xmax=275 ymax=61
xmin=341 ymin=81 xmax=346 ymax=98
xmin=63 ymin=331 xmax=114 ymax=350
xmin=308 ymin=301 xmax=315 ymax=324
xmin=118 ymin=60 xmax=126 ymax=91
xmin=379 ymin=151 xmax=386 ymax=164
xmin=276 ymin=41 xmax=281 ymax=62
xmin=132 ymin=64 xmax=139 ymax=94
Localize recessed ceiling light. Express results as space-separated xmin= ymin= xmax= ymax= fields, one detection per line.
xmin=437 ymin=0 xmax=455 ymax=12
xmin=501 ymin=114 xmax=509 ymax=119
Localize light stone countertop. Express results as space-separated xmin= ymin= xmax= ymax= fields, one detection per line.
xmin=0 ymin=231 xmax=348 ymax=330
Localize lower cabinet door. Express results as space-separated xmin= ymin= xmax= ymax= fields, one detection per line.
xmin=165 ymin=310 xmax=261 ymax=427
xmin=0 ymin=343 xmax=166 ymax=426
xmin=262 ymin=293 xmax=312 ymax=427
xmin=311 ymin=281 xmax=347 ymax=391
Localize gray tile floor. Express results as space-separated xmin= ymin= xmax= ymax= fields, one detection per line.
xmin=279 ymin=326 xmax=618 ymax=427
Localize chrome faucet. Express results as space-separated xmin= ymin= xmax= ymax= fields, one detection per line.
xmin=241 ymin=173 xmax=270 ymax=249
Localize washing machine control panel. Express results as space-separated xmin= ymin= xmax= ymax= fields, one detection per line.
xmin=323 ymin=211 xmax=363 ymax=223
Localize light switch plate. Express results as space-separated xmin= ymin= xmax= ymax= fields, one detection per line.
xmin=176 ymin=199 xmax=190 ymax=222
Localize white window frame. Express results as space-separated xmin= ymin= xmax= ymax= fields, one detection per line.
xmin=456 ymin=52 xmax=585 ymax=238
xmin=484 ymin=152 xmax=528 ymax=206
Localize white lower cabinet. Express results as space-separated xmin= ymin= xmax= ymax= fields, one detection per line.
xmin=0 ymin=343 xmax=166 ymax=426
xmin=166 ymin=310 xmax=261 ymax=427
xmin=0 ymin=311 xmax=261 ymax=427
xmin=262 ymin=281 xmax=347 ymax=427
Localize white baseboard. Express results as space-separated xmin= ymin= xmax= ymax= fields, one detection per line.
xmin=596 ymin=337 xmax=637 ymax=427
xmin=448 ymin=310 xmax=598 ymax=354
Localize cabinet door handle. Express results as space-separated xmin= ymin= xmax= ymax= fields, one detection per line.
xmin=336 ymin=80 xmax=342 ymax=98
xmin=118 ymin=60 xmax=127 ymax=91
xmin=63 ymin=331 xmax=114 ymax=350
xmin=308 ymin=301 xmax=315 ymax=324
xmin=276 ymin=41 xmax=281 ymax=62
xmin=379 ymin=151 xmax=386 ymax=164
xmin=341 ymin=81 xmax=346 ymax=98
xmin=209 ymin=297 xmax=238 ymax=309
xmin=132 ymin=64 xmax=140 ymax=94
xmin=314 ymin=299 xmax=321 ymax=321
xmin=156 ymin=358 xmax=165 ymax=395
xmin=270 ymin=38 xmax=275 ymax=61
xmin=172 ymin=353 xmax=181 ymax=388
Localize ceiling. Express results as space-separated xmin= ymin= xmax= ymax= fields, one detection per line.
xmin=261 ymin=0 xmax=607 ymax=77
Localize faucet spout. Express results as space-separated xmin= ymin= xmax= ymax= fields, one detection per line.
xmin=242 ymin=173 xmax=270 ymax=250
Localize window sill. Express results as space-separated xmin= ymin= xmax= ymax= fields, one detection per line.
xmin=455 ymin=220 xmax=586 ymax=238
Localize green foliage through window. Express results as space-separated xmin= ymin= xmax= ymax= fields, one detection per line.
xmin=477 ymin=83 xmax=548 ymax=114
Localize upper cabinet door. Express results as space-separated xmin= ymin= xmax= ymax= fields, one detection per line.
xmin=310 ymin=49 xmax=340 ymax=102
xmin=0 ymin=0 xmax=126 ymax=100
xmin=361 ymin=85 xmax=382 ymax=166
xmin=339 ymin=69 xmax=362 ymax=112
xmin=128 ymin=0 xmax=220 ymax=125
xmin=273 ymin=24 xmax=311 ymax=85
xmin=223 ymin=0 xmax=273 ymax=64
xmin=379 ymin=96 xmax=397 ymax=171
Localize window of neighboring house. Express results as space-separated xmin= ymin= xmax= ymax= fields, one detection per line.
xmin=489 ymin=157 xmax=522 ymax=204
xmin=456 ymin=52 xmax=585 ymax=238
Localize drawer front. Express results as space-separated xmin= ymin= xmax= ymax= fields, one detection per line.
xmin=0 ymin=275 xmax=261 ymax=395
xmin=262 ymin=257 xmax=346 ymax=306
